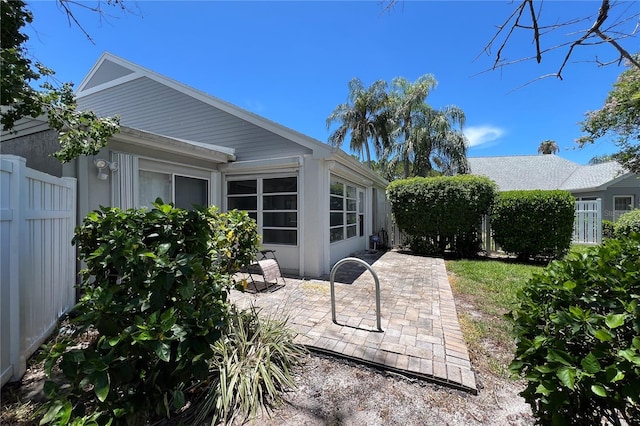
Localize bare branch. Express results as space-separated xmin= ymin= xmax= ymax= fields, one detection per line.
xmin=595 ymin=29 xmax=640 ymax=68
xmin=476 ymin=3 xmax=527 ymax=66
xmin=57 ymin=0 xmax=96 ymax=43
xmin=525 ymin=0 xmax=542 ymax=63
xmin=55 ymin=0 xmax=137 ymax=44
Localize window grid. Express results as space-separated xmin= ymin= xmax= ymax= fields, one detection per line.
xmin=613 ymin=195 xmax=634 ymax=221
xmin=227 ymin=177 xmax=297 ymax=245
xmin=330 ymin=179 xmax=358 ymax=243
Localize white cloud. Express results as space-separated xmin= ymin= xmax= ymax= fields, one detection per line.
xmin=464 ymin=126 xmax=505 ymax=148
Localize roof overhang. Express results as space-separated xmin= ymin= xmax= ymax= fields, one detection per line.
xmin=330 ymin=150 xmax=388 ymax=188
xmin=113 ymin=126 xmax=236 ymax=163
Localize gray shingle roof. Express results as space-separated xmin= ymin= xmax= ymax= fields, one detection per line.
xmin=467 ymin=155 xmax=630 ymax=192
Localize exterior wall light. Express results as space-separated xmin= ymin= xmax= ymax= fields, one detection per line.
xmin=94 ymin=158 xmax=118 ymax=180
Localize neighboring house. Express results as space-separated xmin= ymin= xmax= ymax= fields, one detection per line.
xmin=468 ymin=155 xmax=640 ymax=221
xmin=1 ymin=52 xmax=390 ymax=278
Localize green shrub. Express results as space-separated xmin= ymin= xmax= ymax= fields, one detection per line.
xmin=190 ymin=306 xmax=307 ymax=425
xmin=509 ymin=233 xmax=640 ymax=425
xmin=492 ymin=190 xmax=575 ymax=260
xmin=387 ymin=175 xmax=496 ymax=256
xmin=41 ymin=202 xmax=260 ymax=424
xmin=602 ymin=219 xmax=616 ymax=240
xmin=614 ymin=209 xmax=640 ymax=238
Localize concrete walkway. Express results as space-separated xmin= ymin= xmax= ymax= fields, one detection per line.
xmin=230 ymin=250 xmax=477 ymax=393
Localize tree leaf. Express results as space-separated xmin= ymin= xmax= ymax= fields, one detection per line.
xmin=535 ymin=383 xmax=551 ymax=396
xmin=580 ymin=352 xmax=601 ymax=374
xmin=93 ymin=371 xmax=110 ymax=402
xmin=605 ymin=313 xmax=626 ymax=329
xmin=618 ymin=348 xmax=640 ymax=365
xmin=547 ymin=349 xmax=573 ymax=366
xmin=591 ymin=384 xmax=607 ymax=397
xmin=556 ymin=367 xmax=576 ymax=390
xmin=172 ymin=389 xmax=186 ymax=410
xmin=594 ymin=329 xmax=613 ymax=342
xmin=155 ymin=341 xmax=171 ymax=362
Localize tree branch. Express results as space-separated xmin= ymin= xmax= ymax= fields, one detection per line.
xmin=525 ymin=0 xmax=542 ymax=63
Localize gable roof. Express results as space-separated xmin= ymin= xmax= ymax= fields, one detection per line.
xmin=75 ymin=52 xmax=388 ymax=187
xmin=468 ymin=155 xmax=632 ymax=192
xmin=76 ymin=52 xmax=333 ymax=159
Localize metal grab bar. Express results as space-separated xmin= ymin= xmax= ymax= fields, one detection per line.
xmin=329 ymin=257 xmax=383 ymax=331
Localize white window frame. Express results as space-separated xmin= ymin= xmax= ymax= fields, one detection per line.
xmin=330 ymin=178 xmax=359 ymax=244
xmin=111 ymin=153 xmax=216 ymax=210
xmin=225 ymin=174 xmax=298 ymax=246
xmin=613 ymin=195 xmax=634 ymax=221
xmin=137 ymin=158 xmax=211 ymax=210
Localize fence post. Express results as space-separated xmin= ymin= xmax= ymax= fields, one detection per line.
xmin=483 ymin=215 xmax=491 ymax=253
xmin=63 ymin=177 xmax=78 ymax=299
xmin=4 ymin=156 xmax=26 ymax=381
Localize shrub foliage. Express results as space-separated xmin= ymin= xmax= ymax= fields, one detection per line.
xmin=41 ymin=202 xmax=260 ymax=424
xmin=509 ymin=234 xmax=640 ymax=425
xmin=191 ymin=306 xmax=307 ymax=425
xmin=387 ymin=175 xmax=496 ymax=255
xmin=492 ymin=190 xmax=575 ymax=260
xmin=614 ymin=209 xmax=640 ymax=238
xmin=602 ymin=219 xmax=616 ymax=240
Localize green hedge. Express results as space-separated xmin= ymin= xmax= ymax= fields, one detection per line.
xmin=491 ymin=190 xmax=575 ymax=260
xmin=614 ymin=209 xmax=640 ymax=238
xmin=387 ymin=175 xmax=496 ymax=256
xmin=602 ymin=219 xmax=616 ymax=240
xmin=509 ymin=233 xmax=640 ymax=424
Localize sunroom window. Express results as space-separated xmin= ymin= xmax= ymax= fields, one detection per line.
xmin=330 ymin=178 xmax=358 ymax=243
xmin=226 ymin=176 xmax=298 ymax=245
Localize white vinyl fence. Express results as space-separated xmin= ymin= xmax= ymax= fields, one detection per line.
xmin=573 ymin=199 xmax=602 ymax=245
xmin=1 ymin=155 xmax=77 ymax=386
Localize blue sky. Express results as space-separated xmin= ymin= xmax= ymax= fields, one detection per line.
xmin=25 ymin=1 xmax=639 ymax=164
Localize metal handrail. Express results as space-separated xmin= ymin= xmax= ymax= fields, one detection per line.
xmin=329 ymin=257 xmax=382 ymax=331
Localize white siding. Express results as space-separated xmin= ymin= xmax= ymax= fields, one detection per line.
xmin=82 ymin=58 xmax=135 ymax=90
xmin=77 ymin=77 xmax=312 ymax=161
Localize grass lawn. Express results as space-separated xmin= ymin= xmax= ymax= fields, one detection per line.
xmin=446 ymin=257 xmax=543 ymax=376
xmin=446 ymin=245 xmax=596 ymax=377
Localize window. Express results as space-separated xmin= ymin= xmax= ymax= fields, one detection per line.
xmin=613 ymin=195 xmax=634 ymax=221
xmin=227 ymin=176 xmax=297 ymax=245
xmin=330 ymin=178 xmax=358 ymax=243
xmin=139 ymin=170 xmax=208 ymax=210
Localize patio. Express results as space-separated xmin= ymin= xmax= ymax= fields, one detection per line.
xmin=230 ymin=249 xmax=477 ymax=394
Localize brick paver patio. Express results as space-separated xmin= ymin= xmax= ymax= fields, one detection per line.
xmin=230 ymin=250 xmax=477 ymax=393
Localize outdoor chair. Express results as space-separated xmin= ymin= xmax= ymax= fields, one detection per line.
xmin=245 ymin=249 xmax=286 ymax=293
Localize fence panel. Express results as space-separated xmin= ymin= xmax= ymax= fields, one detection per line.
xmin=0 ymin=155 xmax=76 ymax=386
xmin=573 ymin=199 xmax=601 ymax=245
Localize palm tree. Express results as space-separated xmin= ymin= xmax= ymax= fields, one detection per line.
xmin=414 ymin=105 xmax=469 ymax=176
xmin=537 ymin=139 xmax=559 ymax=155
xmin=387 ymin=75 xmax=436 ymax=178
xmin=386 ymin=75 xmax=469 ymax=178
xmin=326 ymin=78 xmax=390 ymax=167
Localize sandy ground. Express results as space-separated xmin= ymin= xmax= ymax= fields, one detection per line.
xmin=239 ymin=351 xmax=533 ymax=426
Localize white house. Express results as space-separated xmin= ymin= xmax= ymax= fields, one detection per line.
xmin=1 ymin=52 xmax=391 ymax=278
